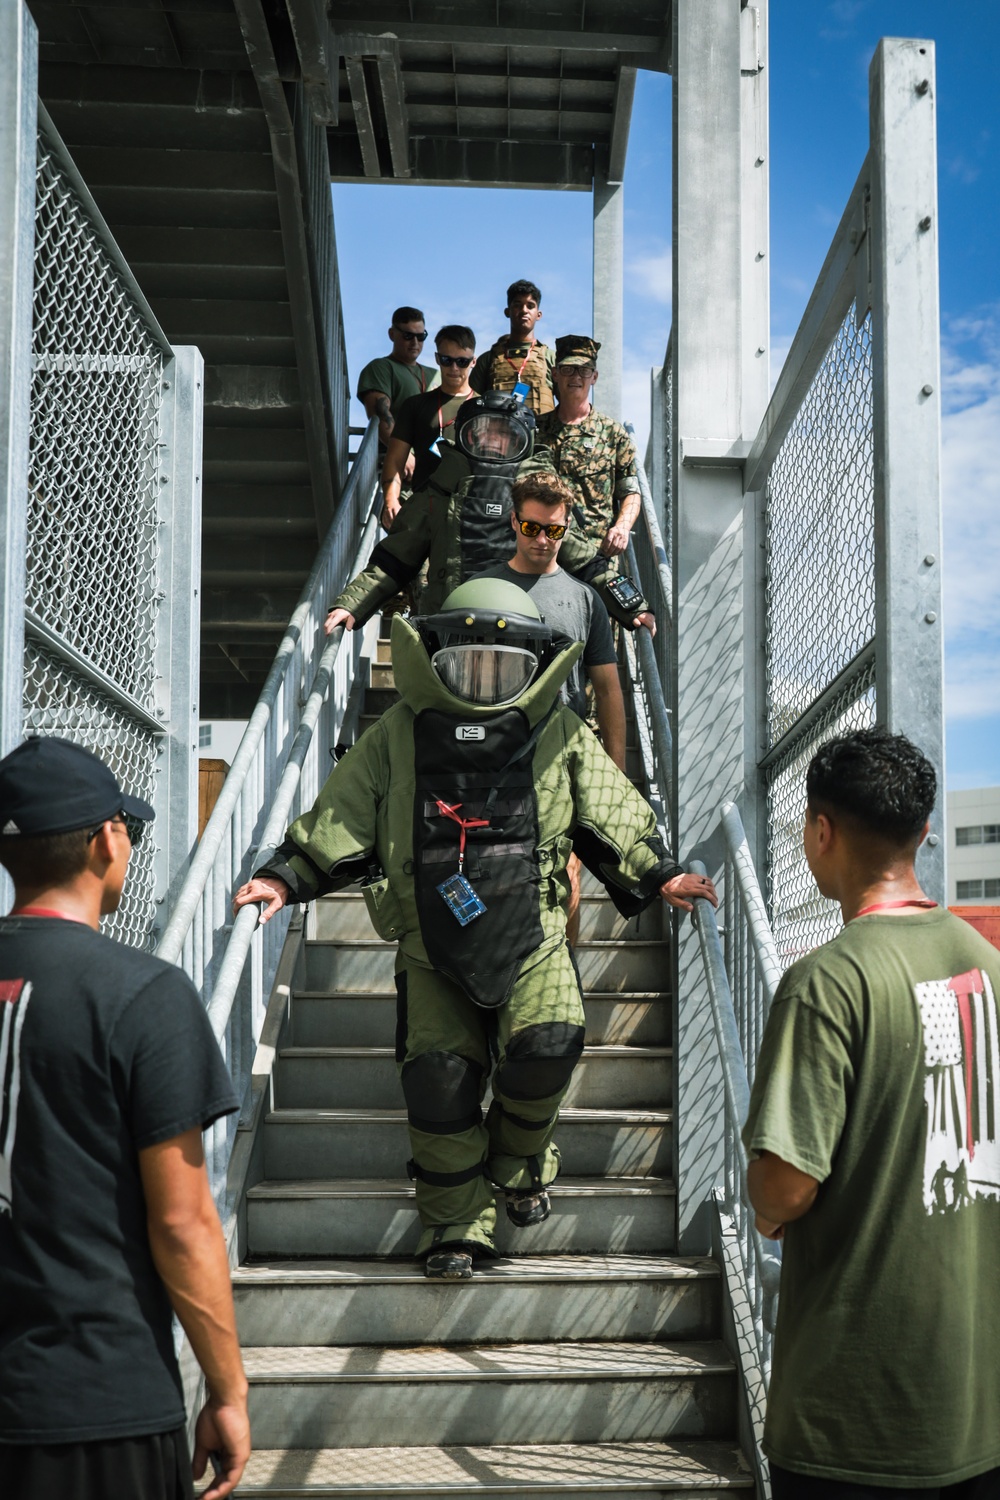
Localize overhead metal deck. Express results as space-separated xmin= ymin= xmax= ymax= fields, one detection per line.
xmin=27 ymin=0 xmax=665 ymax=714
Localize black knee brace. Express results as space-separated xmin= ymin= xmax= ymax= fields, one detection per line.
xmin=495 ymin=1022 xmax=586 ymax=1101
xmin=401 ymin=1050 xmax=483 ymax=1134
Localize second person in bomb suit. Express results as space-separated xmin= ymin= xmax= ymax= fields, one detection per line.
xmin=235 ymin=579 xmax=716 ymax=1280
xmin=325 ymin=390 xmax=652 ymax=640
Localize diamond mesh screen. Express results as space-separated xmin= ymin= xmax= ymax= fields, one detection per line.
xmin=764 ymin=305 xmax=874 ymax=747
xmin=23 ymin=639 xmax=159 ymax=950
xmin=765 ymin=657 xmax=876 ymax=967
xmin=23 ymin=129 xmax=166 ymax=949
xmin=29 ymin=135 xmax=162 ymax=704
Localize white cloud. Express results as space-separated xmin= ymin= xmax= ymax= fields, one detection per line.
xmin=626 ymin=247 xmax=672 ymax=307
xmin=940 ymin=308 xmax=1000 ymax=721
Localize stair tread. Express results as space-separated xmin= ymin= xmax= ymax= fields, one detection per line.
xmin=243 ymin=1339 xmax=734 ymax=1380
xmin=277 ymin=1045 xmax=672 ymax=1060
xmin=247 ymin=1176 xmax=675 ymax=1200
xmin=233 ymin=1255 xmax=716 ymax=1285
xmin=265 ymin=1107 xmax=673 ymax=1123
xmin=216 ymin=1439 xmax=753 ymax=1493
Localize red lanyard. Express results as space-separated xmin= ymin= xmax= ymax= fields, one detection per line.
xmin=853 ymin=899 xmax=938 ymax=918
xmin=505 ymin=344 xmax=534 ymax=381
xmin=10 ymin=905 xmax=88 ymax=923
xmin=438 ymin=397 xmax=457 ymax=440
xmin=435 ymin=800 xmax=490 ymax=873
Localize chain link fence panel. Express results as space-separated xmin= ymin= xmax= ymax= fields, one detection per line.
xmin=23 ymin=122 xmax=167 ymax=948
xmin=23 ymin=637 xmax=159 ymax=948
xmin=29 ymin=134 xmax=163 ymax=703
xmin=764 ymin=304 xmax=874 ymax=748
xmin=765 ymin=656 xmax=876 ymax=966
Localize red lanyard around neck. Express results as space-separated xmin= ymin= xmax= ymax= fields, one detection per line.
xmin=505 ymin=344 xmax=534 ymax=381
xmin=853 ymin=898 xmax=938 ymax=918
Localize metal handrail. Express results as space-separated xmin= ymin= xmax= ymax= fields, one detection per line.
xmin=719 ymin=801 xmax=784 ymax=1008
xmin=627 ymin=421 xmax=671 ymax=622
xmin=690 ymin=856 xmax=783 ymax=1307
xmin=158 ymin=420 xmax=379 ymax=966
xmin=156 ymin=421 xmax=381 ymax=1202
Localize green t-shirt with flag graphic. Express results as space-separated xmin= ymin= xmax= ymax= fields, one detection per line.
xmin=743 ymin=907 xmax=1000 ymax=1487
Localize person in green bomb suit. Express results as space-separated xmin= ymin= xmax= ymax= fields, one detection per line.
xmin=324 ymin=390 xmax=654 ymax=642
xmin=234 ymin=579 xmax=715 ymax=1280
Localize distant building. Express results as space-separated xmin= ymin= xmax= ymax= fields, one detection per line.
xmin=947 ymin=788 xmax=1000 ymax=904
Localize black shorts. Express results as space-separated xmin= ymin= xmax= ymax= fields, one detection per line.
xmin=769 ymin=1462 xmax=1000 ymax=1500
xmin=0 ymin=1425 xmax=194 ymax=1500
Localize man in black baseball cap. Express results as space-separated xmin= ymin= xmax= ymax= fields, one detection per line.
xmin=0 ymin=735 xmax=155 ymax=837
xmin=0 ymin=736 xmax=250 ymax=1500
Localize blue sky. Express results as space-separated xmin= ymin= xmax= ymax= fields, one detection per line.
xmin=331 ymin=2 xmax=998 ymax=790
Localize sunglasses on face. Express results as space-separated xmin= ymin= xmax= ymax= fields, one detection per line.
xmin=87 ymin=811 xmax=146 ymax=848
xmin=555 ymin=364 xmax=594 ymax=376
xmin=437 ymin=353 xmax=474 ymax=368
xmin=516 ymin=518 xmax=569 ymax=540
xmin=395 ymin=327 xmax=428 ymax=341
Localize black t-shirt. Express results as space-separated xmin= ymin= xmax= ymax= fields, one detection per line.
xmin=392 ymin=389 xmax=468 ymax=492
xmin=0 ymin=916 xmax=237 ymax=1444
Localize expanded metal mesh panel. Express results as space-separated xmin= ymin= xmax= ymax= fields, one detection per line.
xmin=764 ymin=304 xmax=874 ymax=746
xmin=23 ymin=639 xmax=159 ymax=949
xmin=28 ymin=134 xmax=163 ymax=706
xmin=766 ymin=657 xmax=876 ymax=967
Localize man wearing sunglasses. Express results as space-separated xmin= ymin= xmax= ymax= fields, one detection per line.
xmin=356 ymin=305 xmax=440 ymax=456
xmin=0 ymin=738 xmax=248 ymax=1500
xmin=379 ymin=326 xmax=478 ymax=528
xmin=473 ymin=472 xmax=626 ymax=944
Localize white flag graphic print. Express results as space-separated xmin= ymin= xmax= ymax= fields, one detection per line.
xmin=0 ymin=978 xmax=31 ymax=1216
xmin=915 ymin=968 xmax=1000 ymax=1214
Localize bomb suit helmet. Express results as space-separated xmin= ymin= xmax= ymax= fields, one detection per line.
xmin=417 ymin=578 xmax=558 ymax=707
xmin=455 ymin=392 xmax=535 ymax=466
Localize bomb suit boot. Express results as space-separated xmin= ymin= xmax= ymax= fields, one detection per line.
xmin=257 ymin=580 xmax=683 ymax=1273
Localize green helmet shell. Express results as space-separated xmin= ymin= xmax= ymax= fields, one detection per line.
xmin=440 ymin=577 xmax=542 ymax=622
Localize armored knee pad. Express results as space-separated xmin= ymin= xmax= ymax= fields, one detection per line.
xmin=401 ymin=1050 xmax=484 ymax=1134
xmin=495 ymin=1022 xmax=586 ymax=1102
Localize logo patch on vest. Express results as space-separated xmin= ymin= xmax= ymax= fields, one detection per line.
xmin=485 ymin=503 xmax=503 ymax=516
xmin=455 ymin=725 xmax=486 ymax=741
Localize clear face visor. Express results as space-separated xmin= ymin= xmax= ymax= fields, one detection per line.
xmin=458 ymin=412 xmax=531 ymax=463
xmin=431 ymin=644 xmax=539 ymax=706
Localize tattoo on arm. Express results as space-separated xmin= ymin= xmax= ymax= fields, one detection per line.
xmin=374 ymin=394 xmax=393 ymax=437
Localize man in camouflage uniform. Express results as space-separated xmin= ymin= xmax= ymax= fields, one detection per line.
xmin=469 ymin=279 xmax=555 ymax=416
xmin=521 ymin=335 xmax=643 ymax=560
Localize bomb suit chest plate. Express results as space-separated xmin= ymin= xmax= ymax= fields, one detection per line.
xmin=411 ymin=708 xmax=544 ymax=1008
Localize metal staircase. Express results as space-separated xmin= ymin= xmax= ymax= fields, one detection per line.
xmin=225 ymin=630 xmax=753 ymax=1496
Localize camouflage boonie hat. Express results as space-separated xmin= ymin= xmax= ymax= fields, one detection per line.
xmin=554 ymin=335 xmax=601 ymax=367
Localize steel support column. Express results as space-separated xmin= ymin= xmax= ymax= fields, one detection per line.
xmin=592 ymin=149 xmax=623 ymax=420
xmin=870 ymin=39 xmax=946 ymax=901
xmin=0 ymin=1 xmax=35 ymax=756
xmin=151 ymin=345 xmax=205 ymax=942
xmin=671 ymin=0 xmax=769 ymax=1254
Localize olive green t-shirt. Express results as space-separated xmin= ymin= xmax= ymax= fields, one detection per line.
xmin=743 ymin=907 xmax=1000 ymax=1486
xmin=356 ymin=356 xmax=439 ymax=423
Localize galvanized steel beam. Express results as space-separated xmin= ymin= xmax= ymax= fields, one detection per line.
xmin=0 ymin=0 xmax=35 ymax=756
xmin=231 ymin=0 xmax=338 ymax=535
xmin=870 ymin=38 xmax=946 ymax=901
